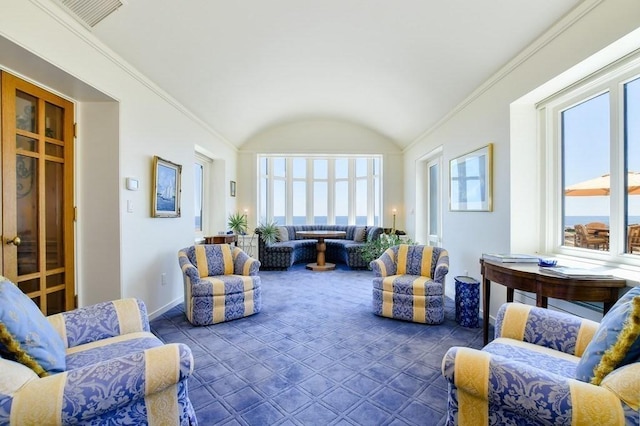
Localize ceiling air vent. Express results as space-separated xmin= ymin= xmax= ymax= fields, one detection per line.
xmin=58 ymin=0 xmax=125 ymax=28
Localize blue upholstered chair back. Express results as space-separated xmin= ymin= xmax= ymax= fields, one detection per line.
xmin=371 ymin=245 xmax=449 ymax=283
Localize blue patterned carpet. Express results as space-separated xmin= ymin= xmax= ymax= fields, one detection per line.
xmin=150 ymin=264 xmax=485 ymax=425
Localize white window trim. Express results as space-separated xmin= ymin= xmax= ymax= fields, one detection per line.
xmin=258 ymin=154 xmax=382 ymax=225
xmin=195 ymin=152 xmax=213 ymax=241
xmin=538 ymin=50 xmax=640 ymax=269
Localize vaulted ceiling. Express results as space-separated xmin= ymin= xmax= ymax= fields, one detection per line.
xmin=85 ymin=0 xmax=582 ymax=148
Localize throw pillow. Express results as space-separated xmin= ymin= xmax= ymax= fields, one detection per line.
xmin=0 ymin=279 xmax=66 ymax=377
xmin=0 ymin=358 xmax=38 ymax=396
xmin=600 ymin=363 xmax=640 ymax=410
xmin=575 ymin=286 xmax=640 ymax=385
xmin=277 ymin=226 xmax=289 ymax=242
xmin=353 ymin=226 xmax=367 ymax=242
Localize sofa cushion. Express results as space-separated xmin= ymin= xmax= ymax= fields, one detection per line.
xmin=575 ymin=287 xmax=640 ymax=385
xmin=353 ymin=226 xmax=367 ymax=242
xmin=0 ymin=358 xmax=38 ymax=396
xmin=277 ymin=226 xmax=289 ymax=242
xmin=0 ymin=279 xmax=66 ymax=376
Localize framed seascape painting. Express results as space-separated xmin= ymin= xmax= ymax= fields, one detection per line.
xmin=449 ymin=143 xmax=493 ymax=212
xmin=152 ymin=155 xmax=182 ymax=217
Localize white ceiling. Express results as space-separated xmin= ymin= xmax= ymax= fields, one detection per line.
xmin=88 ymin=0 xmax=583 ymax=148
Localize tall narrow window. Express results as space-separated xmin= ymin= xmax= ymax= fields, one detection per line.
xmin=625 ymin=77 xmax=640 ymax=254
xmin=195 ymin=153 xmax=212 ymax=239
xmin=562 ymin=93 xmax=610 ymax=252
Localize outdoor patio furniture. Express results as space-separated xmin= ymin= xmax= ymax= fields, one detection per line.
xmin=575 ymin=223 xmax=608 ymax=250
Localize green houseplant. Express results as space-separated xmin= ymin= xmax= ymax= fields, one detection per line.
xmin=256 ymin=221 xmax=279 ymax=245
xmin=227 ymin=211 xmax=248 ymax=235
xmin=359 ymin=233 xmax=415 ymax=266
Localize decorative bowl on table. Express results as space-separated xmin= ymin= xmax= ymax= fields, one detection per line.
xmin=538 ymin=259 xmax=557 ymax=267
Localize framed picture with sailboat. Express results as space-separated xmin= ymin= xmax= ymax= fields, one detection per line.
xmin=152 ymin=155 xmax=182 ymax=218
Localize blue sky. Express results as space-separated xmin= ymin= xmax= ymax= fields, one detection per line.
xmin=564 ymin=77 xmax=640 ymax=218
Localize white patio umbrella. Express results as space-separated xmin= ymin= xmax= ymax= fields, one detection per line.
xmin=564 ymin=172 xmax=640 ymax=196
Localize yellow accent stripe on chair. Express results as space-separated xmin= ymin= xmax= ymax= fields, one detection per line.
xmin=455 ymin=348 xmax=490 ymax=425
xmin=569 ymin=379 xmax=625 ymax=425
xmin=397 ymin=245 xmax=409 ymax=275
xmin=420 ymin=246 xmax=434 ymax=277
xmin=500 ymin=303 xmax=531 ymax=341
xmin=382 ymin=288 xmax=394 ymax=318
xmin=412 ymin=276 xmax=428 ymax=323
xmin=11 ymin=371 xmax=67 ymax=425
xmin=145 ymin=345 xmax=180 ymax=425
xmin=575 ymin=319 xmax=599 ymax=357
xmin=47 ymin=313 xmax=68 ymax=349
xmin=113 ymin=299 xmax=143 ymax=334
xmin=184 ymin=275 xmax=193 ymax=322
xmin=221 ymin=244 xmax=234 ymax=275
xmin=242 ymin=259 xmax=253 ymax=276
xmin=209 ymin=278 xmax=227 ymax=296
xmin=382 ymin=276 xmax=396 ymax=293
xmin=66 ymin=332 xmax=156 ymax=355
xmin=244 ymin=289 xmax=255 ymax=316
xmin=195 ymin=245 xmax=209 ymax=278
xmin=376 ymin=259 xmax=387 ymax=277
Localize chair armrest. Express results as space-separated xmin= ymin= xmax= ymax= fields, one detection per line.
xmin=179 ymin=248 xmax=202 ymax=284
xmin=370 ymin=248 xmax=397 ymax=277
xmin=47 ymin=299 xmax=150 ymax=349
xmin=232 ymin=247 xmax=260 ymax=275
xmin=494 ymin=303 xmax=599 ymax=356
xmin=442 ymin=346 xmax=627 ymax=425
xmin=433 ymin=249 xmax=449 ymax=283
xmin=4 ymin=343 xmax=193 ymax=425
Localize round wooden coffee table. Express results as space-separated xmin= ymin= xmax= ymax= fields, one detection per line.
xmin=295 ymin=230 xmax=346 ymax=271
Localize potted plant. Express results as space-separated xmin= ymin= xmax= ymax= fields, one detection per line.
xmin=256 ymin=221 xmax=279 ymax=245
xmin=227 ymin=211 xmax=248 ymax=235
xmin=359 ymin=233 xmax=415 ymax=266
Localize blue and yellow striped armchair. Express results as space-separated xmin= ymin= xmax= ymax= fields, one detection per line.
xmin=442 ymin=301 xmax=640 ymax=425
xmin=370 ymin=244 xmax=449 ymax=324
xmin=178 ymin=244 xmax=262 ymax=325
xmin=0 ymin=297 xmax=197 ymax=425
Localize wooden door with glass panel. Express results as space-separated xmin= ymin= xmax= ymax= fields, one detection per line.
xmin=1 ymin=72 xmax=75 ymax=315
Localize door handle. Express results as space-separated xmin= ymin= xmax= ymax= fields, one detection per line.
xmin=6 ymin=236 xmax=21 ymax=246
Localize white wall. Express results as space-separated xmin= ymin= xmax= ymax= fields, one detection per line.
xmin=239 ymin=120 xmax=404 ymax=230
xmin=403 ymin=0 xmax=640 ymax=320
xmin=0 ymin=0 xmax=238 ymax=316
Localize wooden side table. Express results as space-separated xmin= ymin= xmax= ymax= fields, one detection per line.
xmin=295 ymin=230 xmax=346 ymax=271
xmin=204 ymin=234 xmax=237 ymax=245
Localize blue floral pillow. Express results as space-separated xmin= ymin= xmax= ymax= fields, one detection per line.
xmin=575 ymin=286 xmax=640 ymax=385
xmin=0 ymin=279 xmax=66 ymax=376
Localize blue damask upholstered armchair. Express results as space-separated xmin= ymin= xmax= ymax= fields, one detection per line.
xmin=179 ymin=244 xmax=261 ymax=325
xmin=370 ymin=244 xmax=449 ymax=324
xmin=0 ymin=284 xmax=197 ymax=425
xmin=442 ymin=298 xmax=640 ymax=425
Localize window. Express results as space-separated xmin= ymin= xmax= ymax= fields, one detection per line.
xmin=541 ymin=52 xmax=640 ymax=264
xmin=195 ymin=153 xmax=212 ymax=239
xmin=258 ymin=155 xmax=381 ymax=225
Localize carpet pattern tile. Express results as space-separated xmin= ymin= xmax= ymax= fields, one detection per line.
xmin=150 ymin=264 xmax=486 ymax=425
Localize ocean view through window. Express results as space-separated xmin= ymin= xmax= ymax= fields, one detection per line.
xmin=259 ymin=155 xmax=381 ymax=226
xmin=542 ymin=52 xmax=640 ymax=262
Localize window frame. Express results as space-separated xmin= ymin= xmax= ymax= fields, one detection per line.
xmin=194 ymin=152 xmax=213 ymax=240
xmin=258 ymin=154 xmax=382 ymax=226
xmin=539 ymin=51 xmax=640 ymax=267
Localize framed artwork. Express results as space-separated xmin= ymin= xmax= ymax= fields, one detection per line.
xmin=449 ymin=143 xmax=493 ymax=212
xmin=230 ymin=180 xmax=236 ymax=197
xmin=152 ymin=155 xmax=182 ymax=217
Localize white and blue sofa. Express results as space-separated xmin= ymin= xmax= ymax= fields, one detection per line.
xmin=0 ymin=279 xmax=197 ymax=425
xmin=442 ymin=288 xmax=640 ymax=425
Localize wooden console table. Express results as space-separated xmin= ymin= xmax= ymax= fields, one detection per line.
xmin=480 ymin=259 xmax=626 ymax=345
